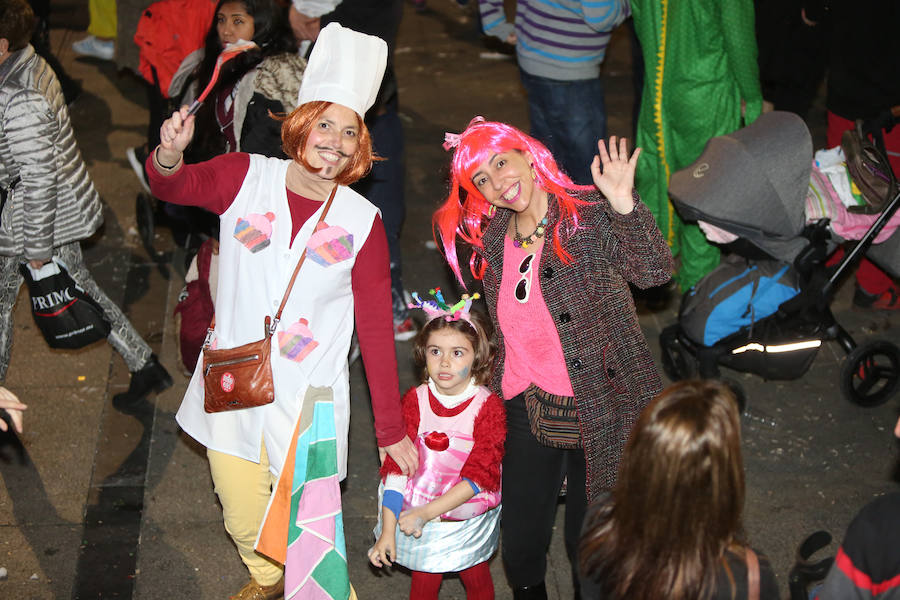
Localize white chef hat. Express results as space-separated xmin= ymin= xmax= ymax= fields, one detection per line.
xmin=296 ymin=22 xmax=388 ymax=118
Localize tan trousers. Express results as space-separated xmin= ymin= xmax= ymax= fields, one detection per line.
xmin=207 ymin=441 xmax=283 ymax=586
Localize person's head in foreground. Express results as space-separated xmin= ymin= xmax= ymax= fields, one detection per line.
xmin=580 ymin=379 xmax=747 ymax=600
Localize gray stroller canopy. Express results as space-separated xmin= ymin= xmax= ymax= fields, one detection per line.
xmin=668 ymin=111 xmax=813 ymax=262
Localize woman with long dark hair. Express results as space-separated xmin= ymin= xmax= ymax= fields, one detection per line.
xmin=579 ymin=380 xmax=780 ymax=600
xmin=188 ymin=0 xmax=302 ymax=162
xmin=141 ymin=0 xmax=304 ymax=244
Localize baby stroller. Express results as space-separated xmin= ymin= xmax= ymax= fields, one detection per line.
xmin=659 ymin=111 xmax=900 ymax=407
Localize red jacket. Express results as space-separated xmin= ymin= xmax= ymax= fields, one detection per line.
xmin=134 ymin=0 xmax=215 ymax=96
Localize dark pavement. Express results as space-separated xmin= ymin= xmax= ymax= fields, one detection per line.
xmin=1 ymin=2 xmax=899 ymax=598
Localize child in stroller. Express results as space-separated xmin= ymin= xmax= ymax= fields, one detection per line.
xmin=659 ymin=111 xmax=900 ymax=408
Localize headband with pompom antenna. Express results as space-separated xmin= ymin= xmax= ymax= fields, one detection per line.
xmin=408 ymin=288 xmax=481 ymax=329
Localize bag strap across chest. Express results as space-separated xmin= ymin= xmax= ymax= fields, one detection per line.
xmin=204 ymin=184 xmax=337 ymax=346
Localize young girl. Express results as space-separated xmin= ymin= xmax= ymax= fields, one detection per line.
xmin=370 ymin=290 xmax=506 ymax=600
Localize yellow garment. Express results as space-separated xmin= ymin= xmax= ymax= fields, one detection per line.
xmin=87 ymin=0 xmax=117 ymax=39
xmin=207 ymin=442 xmax=283 ymax=586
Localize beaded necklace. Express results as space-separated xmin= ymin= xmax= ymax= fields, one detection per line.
xmin=513 ymin=213 xmax=548 ymax=249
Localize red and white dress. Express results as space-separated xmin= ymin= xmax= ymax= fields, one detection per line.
xmin=376 ymin=381 xmax=506 ymax=572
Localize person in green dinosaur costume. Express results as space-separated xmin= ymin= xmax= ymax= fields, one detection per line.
xmin=631 ymin=0 xmax=763 ymax=289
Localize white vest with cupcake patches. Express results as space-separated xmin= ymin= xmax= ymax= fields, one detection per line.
xmin=176 ymin=154 xmax=379 ymax=480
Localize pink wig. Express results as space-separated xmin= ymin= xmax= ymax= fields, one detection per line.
xmin=433 ymin=117 xmax=594 ymax=285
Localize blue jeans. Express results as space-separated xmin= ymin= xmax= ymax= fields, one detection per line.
xmin=520 ymin=70 xmax=607 ymax=186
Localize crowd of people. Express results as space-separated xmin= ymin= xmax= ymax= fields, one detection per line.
xmin=1 ymin=0 xmax=898 ymax=599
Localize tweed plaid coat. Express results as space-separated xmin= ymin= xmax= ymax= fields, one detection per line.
xmin=476 ymin=190 xmax=673 ymax=500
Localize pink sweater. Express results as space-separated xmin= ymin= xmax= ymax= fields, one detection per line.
xmin=496 ymin=237 xmax=574 ymax=399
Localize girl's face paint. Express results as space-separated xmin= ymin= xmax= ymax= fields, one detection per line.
xmin=424 ymin=328 xmax=475 ymax=396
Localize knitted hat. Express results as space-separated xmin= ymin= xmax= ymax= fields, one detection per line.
xmin=296 ymin=22 xmax=387 ymax=118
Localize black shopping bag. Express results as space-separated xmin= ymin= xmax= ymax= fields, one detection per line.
xmin=20 ymin=258 xmax=111 ymax=349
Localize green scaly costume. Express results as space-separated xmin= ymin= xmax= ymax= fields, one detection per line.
xmin=631 ymin=0 xmax=763 ymax=289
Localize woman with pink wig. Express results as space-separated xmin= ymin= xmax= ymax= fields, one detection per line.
xmin=433 ymin=117 xmax=673 ymax=599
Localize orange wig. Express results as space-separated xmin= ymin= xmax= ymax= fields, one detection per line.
xmin=280 ymin=101 xmax=378 ymax=186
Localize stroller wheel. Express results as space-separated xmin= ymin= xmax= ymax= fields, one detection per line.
xmin=659 ymin=325 xmax=698 ymax=382
xmin=840 ymin=340 xmax=900 ymax=407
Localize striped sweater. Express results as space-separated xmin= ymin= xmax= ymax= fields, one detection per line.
xmin=478 ymin=0 xmax=629 ymax=81
xmin=0 ymin=45 xmax=103 ymax=260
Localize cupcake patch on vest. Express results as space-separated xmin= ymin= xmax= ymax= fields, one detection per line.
xmin=306 ymin=222 xmax=354 ymax=267
xmin=234 ymin=212 xmax=275 ymax=253
xmin=278 ymin=318 xmax=318 ymax=362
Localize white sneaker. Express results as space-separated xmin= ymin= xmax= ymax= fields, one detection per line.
xmin=72 ymin=35 xmax=114 ymax=61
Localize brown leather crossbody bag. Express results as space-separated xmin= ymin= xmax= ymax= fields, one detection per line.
xmin=202 ymin=186 xmax=336 ymax=413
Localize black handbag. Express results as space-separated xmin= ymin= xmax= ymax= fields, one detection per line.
xmin=21 ymin=258 xmax=111 ymax=349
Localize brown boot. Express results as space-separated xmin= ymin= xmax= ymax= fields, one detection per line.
xmin=230 ymin=577 xmax=284 ymax=600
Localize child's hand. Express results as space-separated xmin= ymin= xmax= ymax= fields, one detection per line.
xmin=398 ymin=507 xmax=429 ymax=538
xmin=368 ymin=535 xmax=396 ymax=568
